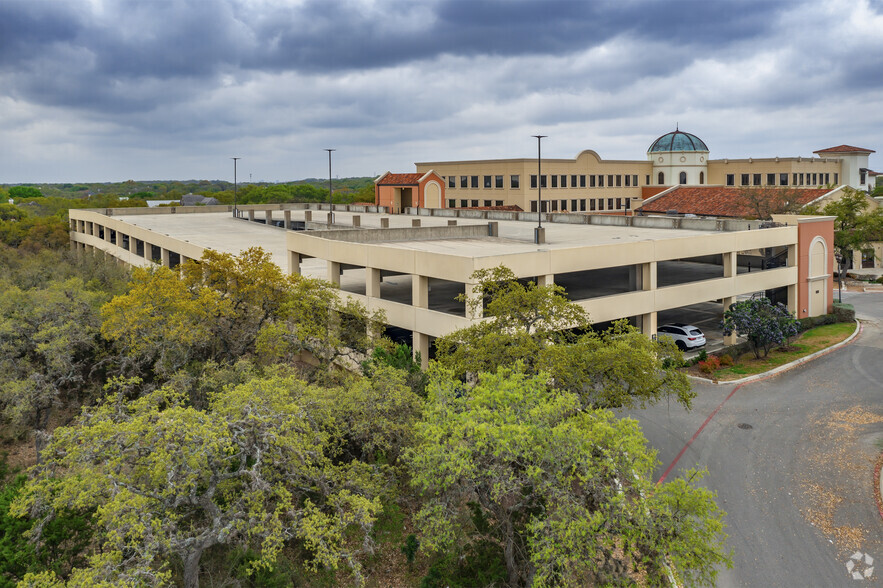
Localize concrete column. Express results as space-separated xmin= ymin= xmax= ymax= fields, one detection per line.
xmin=129 ymin=236 xmax=137 ymax=254
xmin=787 ymin=244 xmax=798 ymax=267
xmin=787 ymin=283 xmax=798 ymax=314
xmin=413 ymin=332 xmax=430 ymax=370
xmin=352 ymin=215 xmax=361 ymax=227
xmin=412 ymin=275 xmax=429 ymax=308
xmin=265 ymin=210 xmax=273 ymax=224
xmin=288 ymin=251 xmax=301 ymax=276
xmin=723 ymin=251 xmax=737 ymax=278
xmin=640 ymin=311 xmax=657 ymax=336
xmin=536 ymin=274 xmax=554 ymax=287
xmin=852 ymin=249 xmax=862 ymax=269
xmin=161 ymin=248 xmax=170 ymax=268
xmin=326 ymin=212 xmax=333 ymax=225
xmin=366 ymin=268 xmax=381 ymax=298
xmin=327 ymin=261 xmax=341 ymax=285
xmin=465 ymin=283 xmax=483 ymax=320
xmin=722 ymin=296 xmax=738 ymax=344
xmin=380 ymin=218 xmax=389 ymax=228
xmin=412 ymin=219 xmax=421 ymax=227
xmin=641 ymin=261 xmax=657 ymax=290
xmin=245 ymin=210 xmax=253 ymax=222
xmin=304 ymin=210 xmax=312 ymax=222
xmin=284 ymin=210 xmax=292 ymax=229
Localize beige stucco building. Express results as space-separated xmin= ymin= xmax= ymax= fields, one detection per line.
xmin=68 ymin=202 xmax=836 ymax=366
xmin=410 ymin=130 xmax=875 ymax=215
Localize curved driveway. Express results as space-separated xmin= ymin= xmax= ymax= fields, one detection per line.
xmin=625 ymin=292 xmax=883 ymax=586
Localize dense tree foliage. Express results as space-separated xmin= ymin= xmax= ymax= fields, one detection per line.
xmin=435 ymin=266 xmax=693 ymax=409
xmin=14 ymin=367 xmax=421 ymax=588
xmin=407 ymin=366 xmax=730 ymax=587
xmin=7 ymin=187 xmax=42 ymax=200
xmin=721 ymin=297 xmax=799 ymax=358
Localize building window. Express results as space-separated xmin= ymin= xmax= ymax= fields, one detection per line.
xmin=580 ymin=175 xmax=586 ymax=188
xmin=560 ymin=200 xmax=567 ymax=211
xmin=484 ymin=175 xmax=492 ymax=188
xmin=608 ymin=175 xmax=614 ymax=187
xmin=531 ymin=175 xmax=537 ymax=189
xmin=793 ymin=173 xmax=798 ymax=186
xmin=751 ymin=173 xmax=759 ymax=186
xmin=598 ymin=199 xmax=604 ymax=211
xmin=616 ymin=198 xmax=622 ymax=209
xmin=646 ymin=175 xmax=651 ymax=185
xmin=571 ymin=199 xmax=577 ymax=211
xmin=510 ymin=175 xmax=519 ymax=188
xmin=699 ymin=171 xmax=704 ymax=184
xmin=541 ymin=175 xmax=547 ymax=188
xmin=496 ymin=200 xmax=503 ymax=206
xmin=860 ymin=170 xmax=867 ymax=184
xmin=460 ymin=199 xmax=468 ymax=208
xmin=495 ymin=175 xmax=503 ymax=188
xmin=551 ymin=175 xmax=558 ymax=188
xmin=824 ymin=173 xmax=830 ymax=184
xmin=633 ymin=175 xmax=638 ymax=186
xmin=834 ymin=173 xmax=839 ymax=184
xmin=448 ymin=176 xmax=455 ymax=188
xmin=580 ymin=199 xmax=586 ymax=211
xmin=471 ymin=199 xmax=479 ymax=207
xmin=598 ymin=175 xmax=604 ymax=187
xmin=780 ymin=173 xmax=788 ymax=186
xmin=607 ymin=198 xmax=614 ymax=209
xmin=812 ymin=173 xmax=818 ymax=185
xmin=726 ymin=174 xmax=734 ymax=186
xmin=798 ymin=173 xmax=804 ymax=185
xmin=590 ymin=175 xmax=596 ymax=188
xmin=590 ymin=199 xmax=596 ymax=211
xmin=658 ymin=172 xmax=665 ymax=185
xmin=740 ymin=174 xmax=749 ymax=186
xmin=551 ymin=201 xmax=558 ymax=211
xmin=625 ymin=175 xmax=631 ymax=187
xmin=460 ymin=176 xmax=468 ymax=188
xmin=625 ymin=198 xmax=631 ymax=210
xmin=767 ymin=173 xmax=776 ymax=185
xmin=615 ymin=175 xmax=621 ymax=187
xmin=560 ymin=175 xmax=567 ymax=188
xmin=471 ymin=176 xmax=478 ymax=188
xmin=531 ymin=201 xmax=537 ymax=212
xmin=680 ymin=171 xmax=688 ymax=184
xmin=571 ymin=175 xmax=578 ymax=187
xmin=447 ymin=199 xmax=455 ymax=208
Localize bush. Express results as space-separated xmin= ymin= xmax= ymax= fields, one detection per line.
xmin=718 ymin=354 xmax=734 ymax=367
xmin=697 ymin=356 xmax=721 ymax=374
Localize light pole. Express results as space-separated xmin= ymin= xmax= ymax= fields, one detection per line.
xmin=231 ymin=157 xmax=241 ymax=218
xmin=324 ymin=148 xmax=335 ymax=225
xmin=532 ymin=135 xmax=547 ymax=244
xmin=835 ymin=252 xmax=844 ymax=303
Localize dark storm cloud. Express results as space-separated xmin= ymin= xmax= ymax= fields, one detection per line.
xmin=0 ymin=0 xmax=787 ymax=115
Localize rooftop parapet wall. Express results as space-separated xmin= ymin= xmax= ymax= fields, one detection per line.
xmin=303 ymin=224 xmax=492 ymax=244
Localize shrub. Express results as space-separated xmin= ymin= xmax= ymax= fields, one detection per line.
xmin=698 ymin=356 xmax=721 ymax=374
xmin=718 ymin=354 xmax=734 ymax=367
xmin=697 ymin=349 xmax=708 ymax=362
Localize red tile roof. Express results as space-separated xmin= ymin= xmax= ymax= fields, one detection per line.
xmin=814 ymin=145 xmax=876 ymax=154
xmin=377 ymin=173 xmax=424 ymax=185
xmin=639 ymin=186 xmax=831 ymax=218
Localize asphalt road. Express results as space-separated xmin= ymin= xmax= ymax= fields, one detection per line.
xmin=624 ymin=292 xmax=883 ymax=587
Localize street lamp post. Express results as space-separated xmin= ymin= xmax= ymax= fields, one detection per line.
xmin=324 ymin=148 xmax=336 ymax=225
xmin=231 ymin=157 xmax=241 ymax=218
xmin=835 ymin=252 xmax=844 ymax=303
xmin=532 ymin=135 xmax=547 ymax=244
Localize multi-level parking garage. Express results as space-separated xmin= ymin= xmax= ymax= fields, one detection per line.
xmin=69 ymin=203 xmax=834 ymax=365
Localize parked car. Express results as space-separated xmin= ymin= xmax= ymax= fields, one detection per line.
xmin=657 ymin=323 xmax=706 ymax=350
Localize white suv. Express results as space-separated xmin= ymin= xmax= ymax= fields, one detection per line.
xmin=657 ymin=323 xmax=706 ymax=351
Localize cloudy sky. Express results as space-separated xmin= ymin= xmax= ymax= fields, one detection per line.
xmin=2 ymin=0 xmax=882 ymax=184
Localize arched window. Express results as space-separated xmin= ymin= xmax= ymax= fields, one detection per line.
xmin=699 ymin=171 xmax=704 ymax=184
xmin=658 ymin=172 xmax=664 ymax=185
xmin=679 ymin=171 xmax=687 ymax=184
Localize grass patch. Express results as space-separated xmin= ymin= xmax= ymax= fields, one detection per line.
xmin=694 ymin=322 xmax=856 ymax=381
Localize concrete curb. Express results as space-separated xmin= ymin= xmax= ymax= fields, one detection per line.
xmin=686 ymin=319 xmax=863 ymax=387
xmin=875 ymin=451 xmax=883 ymax=523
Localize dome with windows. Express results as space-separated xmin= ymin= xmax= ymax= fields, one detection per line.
xmin=648 ymin=129 xmax=708 ymax=153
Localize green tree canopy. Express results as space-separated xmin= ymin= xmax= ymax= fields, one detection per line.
xmin=406 ymin=365 xmax=730 ymax=587
xmin=13 ymin=366 xmax=421 ymax=588
xmin=434 ymin=266 xmax=692 ymax=409
xmin=8 ymin=186 xmax=42 ymax=200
